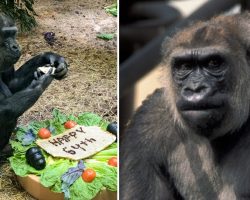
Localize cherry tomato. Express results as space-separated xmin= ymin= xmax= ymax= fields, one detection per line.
xmin=82 ymin=169 xmax=96 ymax=183
xmin=38 ymin=128 xmax=51 ymax=139
xmin=108 ymin=157 xmax=117 ymax=167
xmin=64 ymin=121 xmax=77 ymax=129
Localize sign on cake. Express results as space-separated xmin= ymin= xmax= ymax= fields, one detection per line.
xmin=36 ymin=125 xmax=116 ymax=160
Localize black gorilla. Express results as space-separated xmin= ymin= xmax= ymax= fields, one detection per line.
xmin=120 ymin=13 xmax=250 ymax=199
xmin=0 ymin=14 xmax=68 ymax=153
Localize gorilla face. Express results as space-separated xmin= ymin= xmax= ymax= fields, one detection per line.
xmin=171 ymin=48 xmax=229 ymax=132
xmin=161 ymin=19 xmax=250 ymax=139
xmin=0 ymin=25 xmax=21 ymax=70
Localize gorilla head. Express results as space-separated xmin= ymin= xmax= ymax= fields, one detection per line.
xmin=162 ymin=15 xmax=250 ymax=139
xmin=0 ymin=13 xmax=21 ymax=69
xmin=120 ymin=13 xmax=250 ymax=200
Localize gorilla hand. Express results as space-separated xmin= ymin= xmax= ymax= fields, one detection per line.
xmin=42 ymin=52 xmax=68 ymax=80
xmin=29 ymin=69 xmax=54 ymax=91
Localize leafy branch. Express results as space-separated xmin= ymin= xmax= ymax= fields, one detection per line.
xmin=0 ymin=0 xmax=37 ymax=32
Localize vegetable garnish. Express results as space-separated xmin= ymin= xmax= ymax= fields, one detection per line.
xmin=108 ymin=157 xmax=117 ymax=167
xmin=38 ymin=128 xmax=51 ymax=139
xmin=61 ymin=160 xmax=85 ymax=199
xmin=26 ymin=147 xmax=46 ymax=170
xmin=82 ymin=168 xmax=96 ymax=183
xmin=64 ymin=120 xmax=77 ymax=129
xmin=20 ymin=129 xmax=36 ymax=146
xmin=107 ymin=122 xmax=117 ymax=136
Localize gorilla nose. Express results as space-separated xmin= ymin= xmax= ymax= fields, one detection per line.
xmin=182 ymin=84 xmax=212 ymax=103
xmin=11 ymin=44 xmax=20 ymax=52
xmin=10 ymin=43 xmax=21 ymax=58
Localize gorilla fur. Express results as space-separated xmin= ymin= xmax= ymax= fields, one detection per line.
xmin=0 ymin=13 xmax=68 ymax=154
xmin=120 ymin=13 xmax=250 ymax=200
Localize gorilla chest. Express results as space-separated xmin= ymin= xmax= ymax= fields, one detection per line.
xmin=220 ymin=137 xmax=250 ymax=197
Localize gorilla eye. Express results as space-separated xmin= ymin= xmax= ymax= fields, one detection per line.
xmin=173 ymin=60 xmax=192 ymax=71
xmin=180 ymin=63 xmax=192 ymax=70
xmin=172 ymin=60 xmax=193 ymax=79
xmin=205 ymin=56 xmax=223 ymax=71
xmin=209 ymin=60 xmax=220 ymax=67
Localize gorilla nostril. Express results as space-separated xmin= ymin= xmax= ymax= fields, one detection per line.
xmin=185 ymin=84 xmax=209 ymax=94
xmin=11 ymin=45 xmax=18 ymax=50
xmin=195 ymin=86 xmax=208 ymax=93
xmin=11 ymin=44 xmax=20 ymax=53
xmin=182 ymin=85 xmax=212 ymax=102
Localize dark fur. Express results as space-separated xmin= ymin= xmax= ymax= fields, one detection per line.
xmin=0 ymin=14 xmax=68 ymax=153
xmin=120 ymin=13 xmax=250 ymax=200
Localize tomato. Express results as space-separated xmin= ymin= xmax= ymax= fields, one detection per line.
xmin=38 ymin=128 xmax=51 ymax=139
xmin=64 ymin=120 xmax=77 ymax=129
xmin=108 ymin=157 xmax=117 ymax=167
xmin=82 ymin=169 xmax=96 ymax=183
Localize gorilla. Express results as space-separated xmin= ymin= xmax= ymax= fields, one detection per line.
xmin=120 ymin=13 xmax=250 ymax=199
xmin=0 ymin=14 xmax=67 ymax=153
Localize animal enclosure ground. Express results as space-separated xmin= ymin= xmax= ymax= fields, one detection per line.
xmin=0 ymin=0 xmax=117 ymax=199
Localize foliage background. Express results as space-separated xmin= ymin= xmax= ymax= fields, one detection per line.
xmin=0 ymin=0 xmax=36 ymax=32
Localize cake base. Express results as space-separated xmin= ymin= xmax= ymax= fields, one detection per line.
xmin=17 ymin=175 xmax=117 ymax=200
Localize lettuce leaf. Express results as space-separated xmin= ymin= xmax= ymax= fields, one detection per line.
xmin=86 ymin=160 xmax=117 ymax=191
xmin=40 ymin=159 xmax=76 ymax=192
xmin=70 ymin=177 xmax=103 ymax=200
xmin=9 ymin=153 xmax=47 ymax=176
xmin=91 ymin=143 xmax=117 ymax=162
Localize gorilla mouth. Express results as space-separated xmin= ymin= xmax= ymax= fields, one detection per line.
xmin=177 ymin=99 xmax=225 ymax=111
xmin=177 ymin=97 xmax=226 ymax=129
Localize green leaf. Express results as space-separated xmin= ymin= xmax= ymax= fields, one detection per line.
xmin=52 ymin=109 xmax=68 ymax=124
xmin=96 ymin=33 xmax=114 ymax=41
xmin=105 ymin=4 xmax=117 ymax=17
xmin=69 ymin=177 xmax=103 ymax=200
xmin=91 ymin=145 xmax=117 ymax=161
xmin=40 ymin=159 xmax=76 ymax=191
xmin=86 ymin=161 xmax=117 ymax=191
xmin=77 ymin=113 xmax=103 ymax=126
xmin=9 ymin=153 xmax=46 ymax=177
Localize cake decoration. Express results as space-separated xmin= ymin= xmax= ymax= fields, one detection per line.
xmin=36 ymin=125 xmax=116 ymax=160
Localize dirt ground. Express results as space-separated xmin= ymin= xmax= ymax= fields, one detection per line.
xmin=0 ymin=0 xmax=117 ymax=199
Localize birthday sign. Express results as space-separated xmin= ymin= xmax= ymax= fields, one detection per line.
xmin=36 ymin=125 xmax=116 ymax=160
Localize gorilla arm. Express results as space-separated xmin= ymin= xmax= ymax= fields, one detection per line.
xmin=120 ymin=89 xmax=178 ymax=200
xmin=120 ymin=89 xmax=237 ymax=200
xmin=0 ymin=72 xmax=53 ymax=149
xmin=6 ymin=71 xmax=54 ymax=118
xmin=3 ymin=52 xmax=68 ymax=93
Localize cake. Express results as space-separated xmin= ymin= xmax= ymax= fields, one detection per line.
xmin=9 ymin=110 xmax=117 ymax=200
